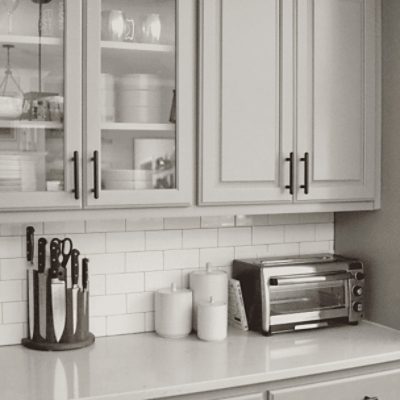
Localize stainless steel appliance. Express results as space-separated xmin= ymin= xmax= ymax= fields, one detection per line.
xmin=232 ymin=254 xmax=364 ymax=335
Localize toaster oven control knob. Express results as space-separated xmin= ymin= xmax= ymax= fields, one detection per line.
xmin=353 ymin=286 xmax=363 ymax=297
xmin=353 ymin=302 xmax=363 ymax=313
xmin=355 ymin=272 xmax=365 ymax=281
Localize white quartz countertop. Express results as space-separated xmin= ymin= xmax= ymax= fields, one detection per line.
xmin=1 ymin=321 xmax=400 ymax=400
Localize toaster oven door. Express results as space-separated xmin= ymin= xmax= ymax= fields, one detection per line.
xmin=265 ymin=272 xmax=350 ymax=333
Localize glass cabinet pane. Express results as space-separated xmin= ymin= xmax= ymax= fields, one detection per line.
xmin=0 ymin=0 xmax=65 ymax=193
xmin=100 ymin=0 xmax=176 ymax=192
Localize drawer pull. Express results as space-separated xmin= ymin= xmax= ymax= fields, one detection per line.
xmin=363 ymin=397 xmax=378 ymax=400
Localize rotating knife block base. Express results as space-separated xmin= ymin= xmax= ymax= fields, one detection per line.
xmin=21 ymin=229 xmax=95 ymax=352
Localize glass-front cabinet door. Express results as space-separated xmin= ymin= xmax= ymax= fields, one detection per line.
xmin=0 ymin=0 xmax=82 ymax=210
xmin=84 ymin=0 xmax=194 ymax=207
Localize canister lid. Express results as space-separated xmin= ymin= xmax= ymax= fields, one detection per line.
xmin=156 ymin=283 xmax=192 ymax=296
xmin=191 ymin=262 xmax=226 ymax=276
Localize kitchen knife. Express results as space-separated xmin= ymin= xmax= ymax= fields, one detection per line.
xmin=82 ymin=258 xmax=89 ymax=335
xmin=38 ymin=237 xmax=47 ymax=339
xmin=50 ymin=239 xmax=66 ymax=342
xmin=71 ymin=249 xmax=80 ymax=335
xmin=26 ymin=226 xmax=35 ymax=340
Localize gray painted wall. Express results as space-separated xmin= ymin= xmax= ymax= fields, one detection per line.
xmin=336 ymin=0 xmax=400 ymax=329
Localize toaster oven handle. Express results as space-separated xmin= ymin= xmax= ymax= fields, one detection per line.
xmin=269 ymin=272 xmax=350 ymax=286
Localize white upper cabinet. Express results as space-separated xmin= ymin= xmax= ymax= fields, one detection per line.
xmin=84 ymin=0 xmax=195 ymax=208
xmin=199 ymin=0 xmax=381 ymax=207
xmin=296 ymin=0 xmax=380 ymax=202
xmin=198 ymin=0 xmax=293 ymax=205
xmin=0 ymin=0 xmax=82 ymax=210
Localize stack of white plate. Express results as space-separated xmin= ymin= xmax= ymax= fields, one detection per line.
xmin=116 ymin=74 xmax=163 ymax=123
xmin=102 ymin=169 xmax=153 ymax=190
xmin=101 ymin=73 xmax=115 ymax=122
xmin=0 ymin=153 xmax=44 ymax=192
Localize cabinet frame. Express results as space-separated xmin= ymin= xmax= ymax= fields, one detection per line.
xmin=0 ymin=0 xmax=83 ymax=211
xmin=83 ymin=0 xmax=195 ymax=209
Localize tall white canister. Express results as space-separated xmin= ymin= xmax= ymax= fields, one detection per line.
xmin=189 ymin=263 xmax=228 ymax=330
xmin=155 ymin=283 xmax=193 ymax=339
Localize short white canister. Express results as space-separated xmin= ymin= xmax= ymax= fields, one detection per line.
xmin=155 ymin=283 xmax=193 ymax=339
xmin=197 ymin=296 xmax=228 ymax=342
xmin=190 ymin=263 xmax=228 ymax=330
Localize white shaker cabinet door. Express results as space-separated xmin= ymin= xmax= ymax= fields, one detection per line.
xmin=269 ymin=369 xmax=400 ymax=400
xmin=296 ymin=0 xmax=380 ymax=202
xmin=198 ymin=0 xmax=294 ymax=205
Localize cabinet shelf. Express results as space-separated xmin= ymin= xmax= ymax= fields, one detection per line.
xmin=0 ymin=35 xmax=62 ymax=46
xmin=101 ymin=40 xmax=174 ymax=54
xmin=101 ymin=122 xmax=175 ymax=139
xmin=0 ymin=120 xmax=62 ymax=130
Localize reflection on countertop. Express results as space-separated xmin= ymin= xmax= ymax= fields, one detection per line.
xmin=1 ymin=321 xmax=400 ymax=400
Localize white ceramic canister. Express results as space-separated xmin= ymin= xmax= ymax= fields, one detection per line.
xmin=197 ymin=296 xmax=228 ymax=342
xmin=189 ymin=263 xmax=228 ymax=330
xmin=155 ymin=283 xmax=193 ymax=339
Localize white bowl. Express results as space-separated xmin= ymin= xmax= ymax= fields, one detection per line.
xmin=0 ymin=96 xmax=23 ymax=120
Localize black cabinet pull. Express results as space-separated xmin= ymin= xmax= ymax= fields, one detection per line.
xmin=285 ymin=152 xmax=294 ymax=195
xmin=300 ymin=152 xmax=309 ymax=194
xmin=363 ymin=397 xmax=379 ymax=400
xmin=91 ymin=150 xmax=99 ymax=199
xmin=72 ymin=151 xmax=80 ymax=200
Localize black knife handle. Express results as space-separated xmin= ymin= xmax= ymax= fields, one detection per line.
xmin=38 ymin=238 xmax=47 ymax=274
xmin=300 ymin=152 xmax=310 ymax=195
xmin=72 ymin=150 xmax=80 ymax=200
xmin=71 ymin=249 xmax=80 ymax=286
xmin=82 ymin=258 xmax=89 ymax=290
xmin=49 ymin=239 xmax=65 ymax=281
xmin=91 ymin=150 xmax=99 ymax=199
xmin=26 ymin=226 xmax=35 ymax=263
xmin=285 ymin=152 xmax=294 ymax=195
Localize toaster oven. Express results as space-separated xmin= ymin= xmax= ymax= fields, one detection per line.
xmin=232 ymin=254 xmax=364 ymax=335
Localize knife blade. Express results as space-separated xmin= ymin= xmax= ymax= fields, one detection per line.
xmin=26 ymin=226 xmax=35 ymax=340
xmin=71 ymin=249 xmax=80 ymax=335
xmin=50 ymin=239 xmax=66 ymax=342
xmin=38 ymin=238 xmax=47 ymax=339
xmin=82 ymin=258 xmax=89 ymax=335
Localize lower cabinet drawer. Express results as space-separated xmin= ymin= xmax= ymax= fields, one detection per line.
xmin=269 ymin=369 xmax=400 ymax=400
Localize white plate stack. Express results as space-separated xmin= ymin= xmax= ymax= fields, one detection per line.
xmin=102 ymin=169 xmax=153 ymax=190
xmin=101 ymin=73 xmax=115 ymax=122
xmin=116 ymin=74 xmax=163 ymax=123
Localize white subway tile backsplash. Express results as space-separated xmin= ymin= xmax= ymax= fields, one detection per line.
xmin=2 ymin=302 xmax=26 ymax=324
xmin=0 ymin=324 xmax=24 ymax=346
xmin=164 ymin=249 xmax=199 ymax=270
xmin=0 ymin=281 xmax=22 ymax=302
xmin=69 ymin=233 xmax=106 ymax=254
xmin=183 ymin=229 xmax=218 ymax=249
xmin=44 ymin=221 xmax=85 ymax=234
xmin=126 ymin=251 xmax=163 ymax=272
xmin=316 ymin=223 xmax=335 ymax=241
xmin=106 ymin=232 xmax=145 ymax=253
xmin=88 ymin=253 xmax=125 ymax=275
xmin=127 ymin=292 xmax=154 ymax=313
xmin=106 ymin=273 xmax=144 ymax=294
xmin=253 ymin=226 xmax=284 ymax=244
xmin=89 ymin=275 xmax=106 ymax=296
xmin=284 ymin=224 xmax=315 ymax=243
xmin=89 ymin=316 xmax=106 ymax=337
xmin=201 ymin=216 xmax=235 ymax=228
xmin=199 ymin=247 xmax=234 ymax=267
xmin=0 ymin=237 xmax=23 ymax=258
xmin=145 ymin=312 xmax=155 ymax=332
xmin=234 ymin=245 xmax=269 ymax=259
xmin=126 ymin=218 xmax=163 ymax=231
xmin=0 ymin=258 xmax=26 ymax=280
xmin=300 ymin=241 xmax=332 ymax=255
xmin=164 ymin=217 xmax=200 ymax=230
xmin=218 ymin=228 xmax=251 ymax=247
xmin=0 ymin=215 xmax=334 ymax=345
xmin=145 ymin=270 xmax=182 ymax=292
xmin=86 ymin=219 xmax=125 ymax=233
xmin=146 ymin=230 xmax=182 ymax=250
xmin=106 ymin=314 xmax=145 ymax=336
xmin=90 ymin=295 xmax=126 ymax=317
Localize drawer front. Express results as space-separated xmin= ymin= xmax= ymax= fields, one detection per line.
xmin=221 ymin=395 xmax=264 ymax=400
xmin=269 ymin=369 xmax=400 ymax=400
